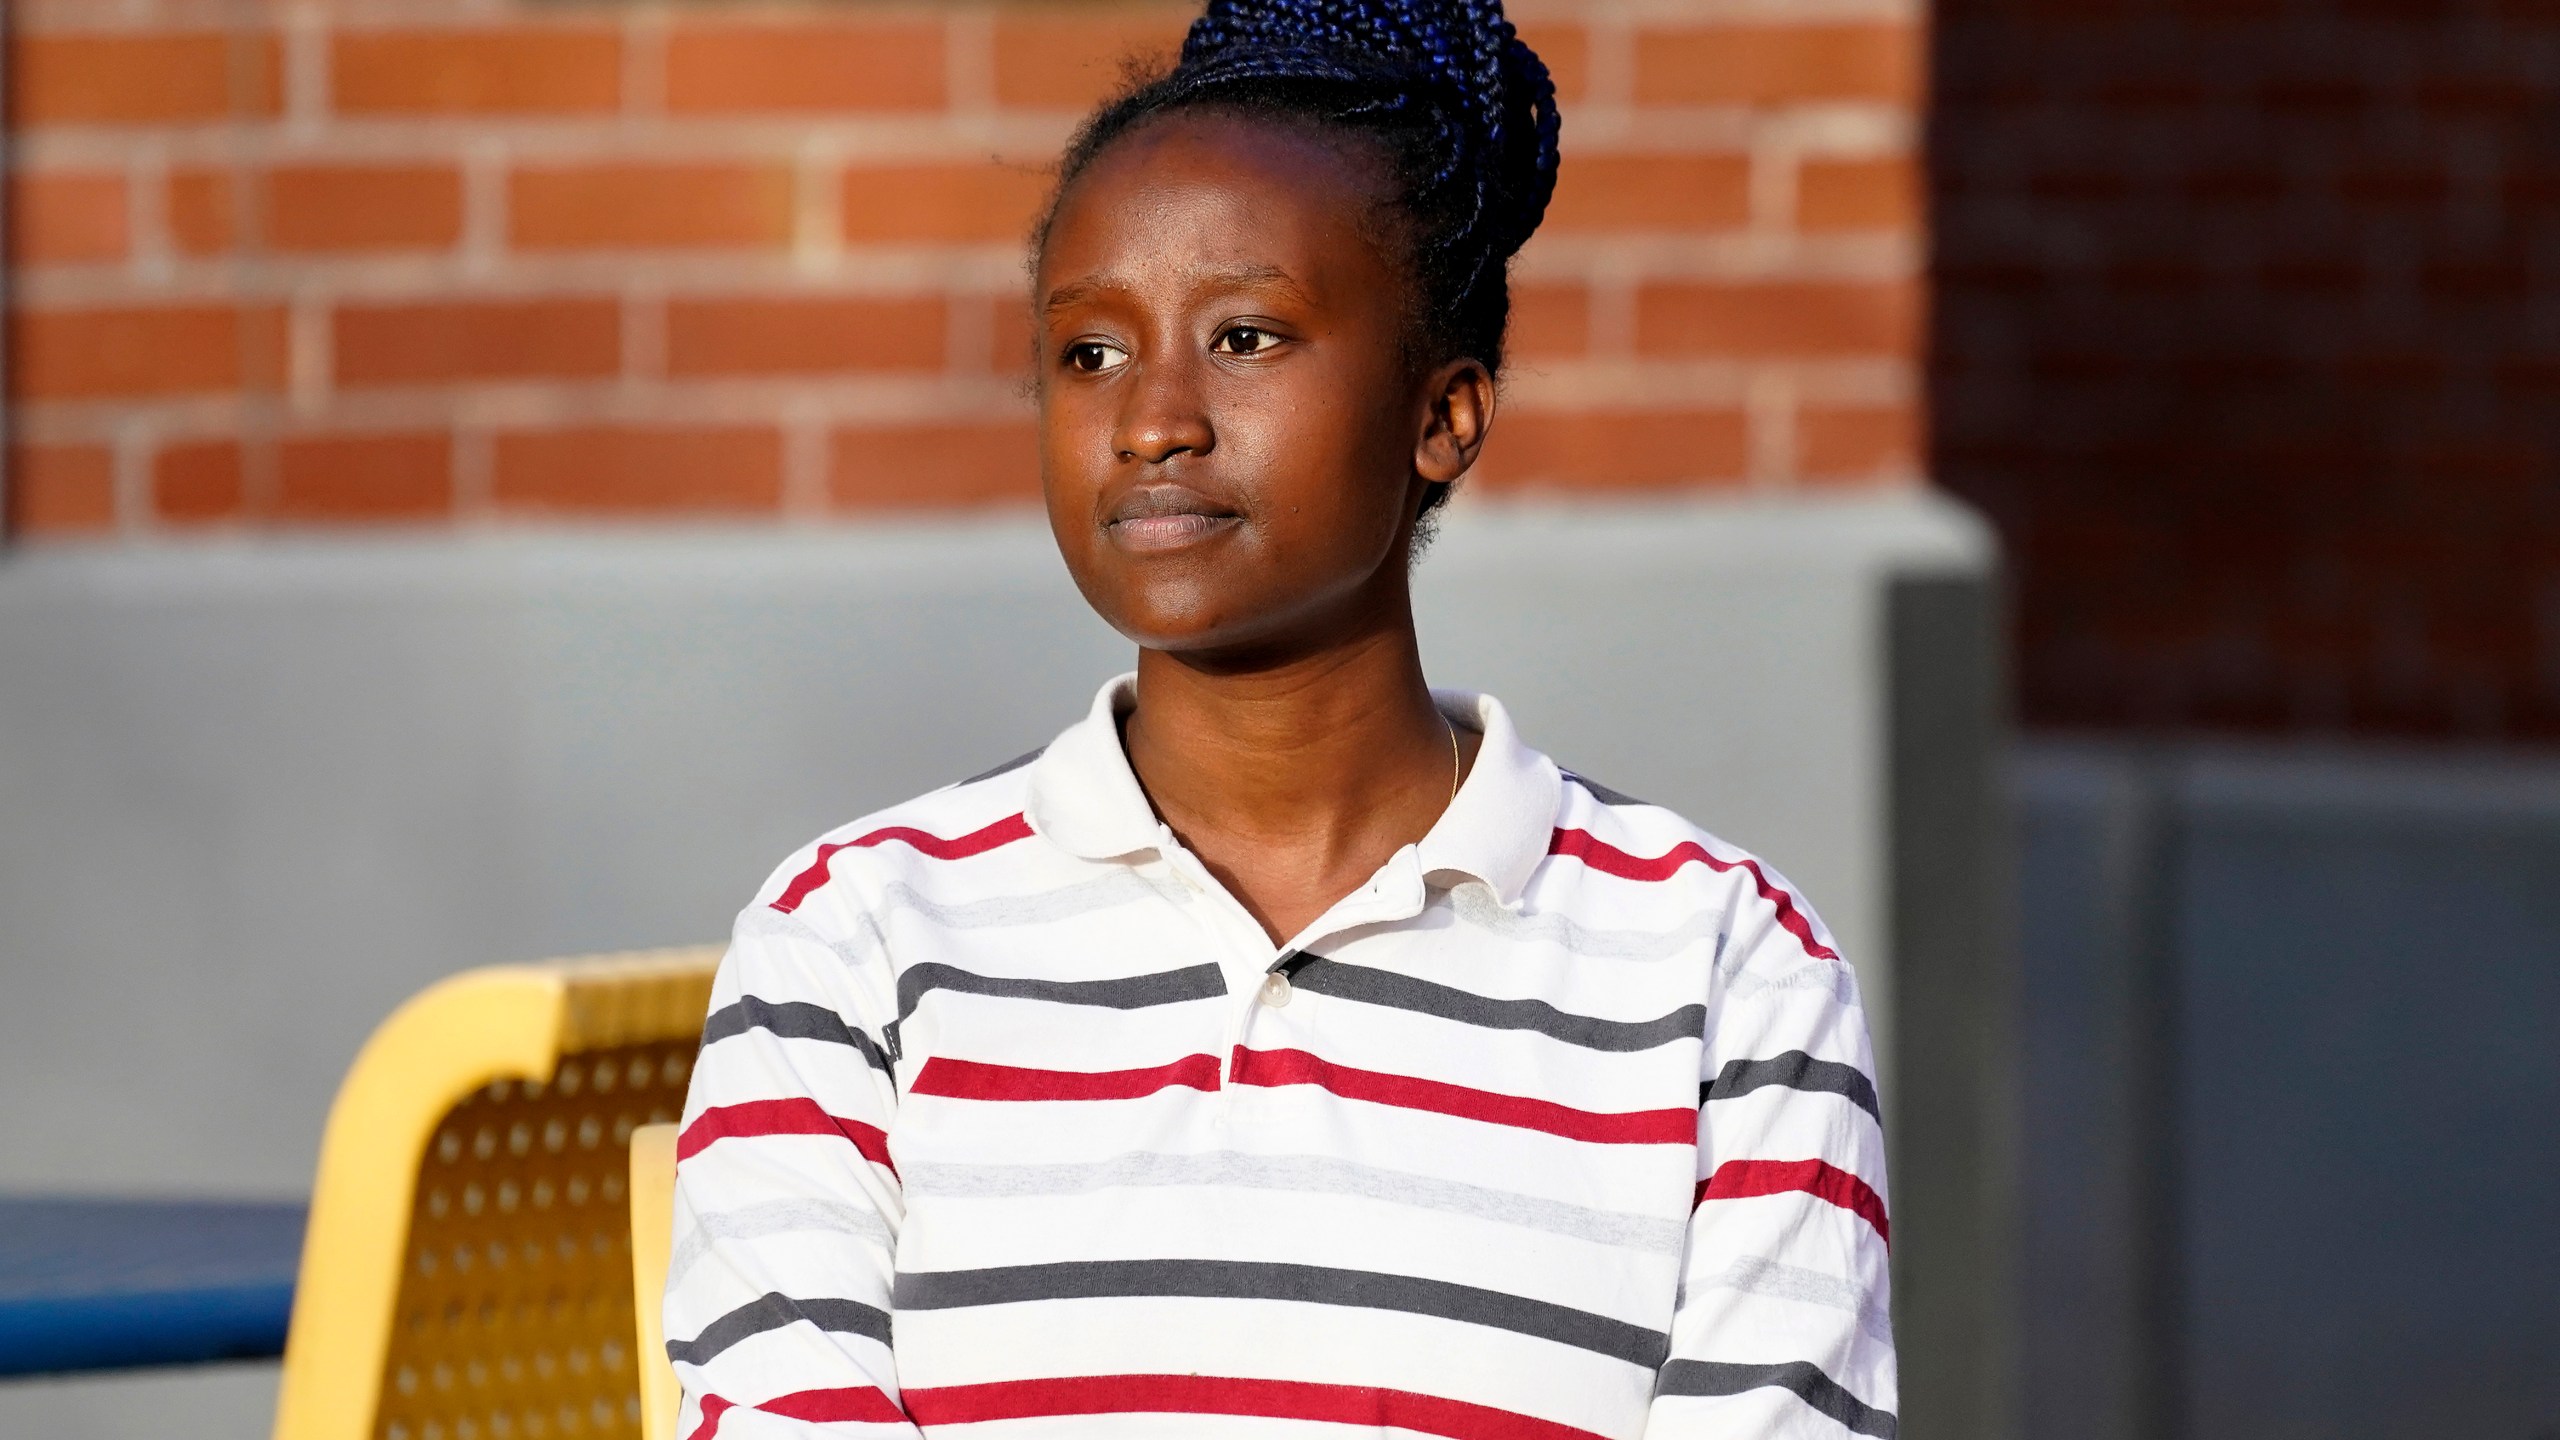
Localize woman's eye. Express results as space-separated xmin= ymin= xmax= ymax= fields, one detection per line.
xmin=1215 ymin=325 xmax=1279 ymax=356
xmin=1062 ymin=340 xmax=1128 ymax=373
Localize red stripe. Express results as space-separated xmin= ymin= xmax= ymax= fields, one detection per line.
xmin=902 ymin=1374 xmax=1609 ymax=1440
xmin=770 ymin=813 xmax=1036 ymax=914
xmin=1695 ymin=1158 xmax=1891 ymax=1246
xmin=763 ymin=1386 xmax=912 ymax=1424
xmin=910 ymin=1053 xmax=1222 ymax=1101
xmin=1548 ymin=827 xmax=1841 ymax=962
xmin=685 ymin=1395 xmax=734 ymax=1440
xmin=1231 ymin=1046 xmax=1694 ymax=1145
xmin=687 ymin=1387 xmax=907 ymax=1440
xmin=677 ymin=1098 xmax=896 ymax=1176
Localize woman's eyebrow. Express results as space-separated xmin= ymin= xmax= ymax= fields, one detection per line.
xmin=1043 ymin=279 xmax=1108 ymax=313
xmin=1043 ymin=263 xmax=1313 ymax=315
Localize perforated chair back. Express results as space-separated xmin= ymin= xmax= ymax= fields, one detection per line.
xmin=626 ymin=1124 xmax=682 ymax=1440
xmin=272 ymin=948 xmax=720 ymax=1440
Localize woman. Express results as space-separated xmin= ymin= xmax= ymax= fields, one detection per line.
xmin=665 ymin=0 xmax=1896 ymax=1433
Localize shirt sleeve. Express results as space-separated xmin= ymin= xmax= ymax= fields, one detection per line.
xmin=1646 ymin=877 xmax=1899 ymax=1439
xmin=664 ymin=901 xmax=923 ymax=1439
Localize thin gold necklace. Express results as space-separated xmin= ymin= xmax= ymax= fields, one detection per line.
xmin=1443 ymin=715 xmax=1461 ymax=803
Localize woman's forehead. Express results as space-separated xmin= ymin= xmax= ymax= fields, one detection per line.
xmin=1038 ymin=112 xmax=1394 ymax=288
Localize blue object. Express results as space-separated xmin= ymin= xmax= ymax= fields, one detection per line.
xmin=0 ymin=1197 xmax=305 ymax=1375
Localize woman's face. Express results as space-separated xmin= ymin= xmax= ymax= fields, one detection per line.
xmin=1034 ymin=111 xmax=1486 ymax=663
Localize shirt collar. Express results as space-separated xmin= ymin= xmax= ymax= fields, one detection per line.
xmin=1023 ymin=674 xmax=1562 ymax=908
xmin=1022 ymin=674 xmax=1159 ymax=862
xmin=1417 ymin=687 xmax=1562 ymax=907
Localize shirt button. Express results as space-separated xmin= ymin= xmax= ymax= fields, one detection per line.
xmin=1258 ymin=972 xmax=1293 ymax=1008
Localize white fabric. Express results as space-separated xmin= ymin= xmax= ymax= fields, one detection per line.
xmin=668 ymin=675 xmax=1896 ymax=1440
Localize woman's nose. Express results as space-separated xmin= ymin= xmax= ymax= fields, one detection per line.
xmin=1114 ymin=355 xmax=1215 ymax=463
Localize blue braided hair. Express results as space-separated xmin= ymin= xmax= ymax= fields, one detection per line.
xmin=1037 ymin=0 xmax=1562 ymax=511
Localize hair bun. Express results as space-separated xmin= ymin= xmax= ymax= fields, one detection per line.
xmin=1176 ymin=0 xmax=1562 ymax=273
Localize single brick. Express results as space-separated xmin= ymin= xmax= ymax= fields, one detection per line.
xmin=2104 ymin=258 xmax=2211 ymax=298
xmin=2179 ymin=166 xmax=2286 ymax=206
xmin=666 ymin=19 xmax=943 ymax=113
xmin=1798 ymin=402 xmax=1920 ymax=483
xmin=665 ymin=295 xmax=947 ymax=377
xmin=1546 ymin=153 xmax=1750 ymax=231
xmin=991 ymin=11 xmax=1192 ymax=109
xmin=2338 ymin=166 xmax=2451 ymax=208
xmin=270 ymin=165 xmax=465 ymax=252
xmin=2414 ymin=73 xmax=2537 ymax=120
xmin=1634 ymin=23 xmax=1919 ymax=106
xmin=493 ymin=426 xmax=784 ymax=513
xmin=511 ymin=164 xmax=796 ymax=251
xmin=12 ymin=304 xmax=286 ymax=399
xmin=831 ymin=420 xmax=1040 ymax=507
xmin=11 ymin=32 xmax=280 ymax=125
xmin=7 ymin=172 xmax=128 ymax=264
xmin=334 ymin=298 xmax=622 ymax=387
xmin=1797 ymin=155 xmax=1918 ymax=232
xmin=843 ymin=162 xmax=1053 ymax=244
xmin=2025 ymin=169 xmax=2131 ymax=203
xmin=1475 ymin=409 xmax=1749 ymax=490
xmin=1507 ymin=283 xmax=1591 ymax=359
xmin=1635 ymin=279 xmax=1919 ymax=357
xmin=1515 ymin=23 xmax=1591 ymax=104
xmin=331 ymin=28 xmax=620 ymax=114
xmin=153 ymin=440 xmax=246 ymax=524
xmin=167 ymin=168 xmax=239 ymax=254
xmin=276 ymin=433 xmax=453 ymax=522
xmin=6 ymin=444 xmax=116 ymax=535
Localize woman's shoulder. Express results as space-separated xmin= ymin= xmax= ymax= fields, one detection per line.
xmin=1542 ymin=768 xmax=1843 ymax=964
xmin=741 ymin=746 xmax=1053 ymax=926
xmin=1548 ymin=767 xmax=1734 ymax=864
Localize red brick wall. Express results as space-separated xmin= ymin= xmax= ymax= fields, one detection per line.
xmin=1933 ymin=0 xmax=2560 ymax=740
xmin=5 ymin=0 xmax=1922 ymax=538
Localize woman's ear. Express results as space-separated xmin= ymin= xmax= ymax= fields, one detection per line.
xmin=1414 ymin=358 xmax=1496 ymax=488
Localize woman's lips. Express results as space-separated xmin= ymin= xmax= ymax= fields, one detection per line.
xmin=1105 ymin=486 xmax=1240 ymax=552
xmin=1111 ymin=511 xmax=1239 ymax=550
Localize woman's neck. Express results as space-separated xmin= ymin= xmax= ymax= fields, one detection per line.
xmin=1123 ymin=615 xmax=1477 ymax=944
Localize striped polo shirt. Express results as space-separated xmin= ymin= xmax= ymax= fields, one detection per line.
xmin=667 ymin=677 xmax=1896 ymax=1440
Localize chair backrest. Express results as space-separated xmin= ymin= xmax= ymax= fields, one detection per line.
xmin=627 ymin=1124 xmax=682 ymax=1440
xmin=272 ymin=948 xmax=720 ymax=1440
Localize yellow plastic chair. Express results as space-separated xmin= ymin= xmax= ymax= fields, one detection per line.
xmin=627 ymin=1124 xmax=682 ymax=1440
xmin=273 ymin=947 xmax=720 ymax=1440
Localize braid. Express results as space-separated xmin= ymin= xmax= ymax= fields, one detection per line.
xmin=1038 ymin=0 xmax=1562 ymax=510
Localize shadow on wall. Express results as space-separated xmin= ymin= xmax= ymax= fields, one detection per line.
xmin=1930 ymin=0 xmax=2560 ymax=742
xmin=2017 ymin=743 xmax=2560 ymax=1440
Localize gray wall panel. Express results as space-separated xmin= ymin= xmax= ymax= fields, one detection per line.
xmin=0 ymin=494 xmax=2002 ymax=1440
xmin=2014 ymin=744 xmax=2560 ymax=1440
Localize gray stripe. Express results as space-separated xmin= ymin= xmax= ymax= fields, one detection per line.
xmin=667 ymin=1199 xmax=895 ymax=1289
xmin=1447 ymin=883 xmax=1724 ymax=965
xmin=901 ymin=1150 xmax=1685 ymax=1254
xmin=896 ymin=959 xmax=1224 ymax=1023
xmin=1726 ymin=959 xmax=1863 ymax=1007
xmin=1705 ymin=1051 xmax=1880 ymax=1124
xmin=739 ymin=904 xmax=885 ymax=971
xmin=1656 ymin=1359 xmax=1897 ymax=1438
xmin=882 ymin=869 xmax=1173 ymax=932
xmin=1698 ymin=1257 xmax=1892 ymax=1345
xmin=1290 ymin=958 xmax=1702 ymax=1053
xmin=664 ymin=1292 xmax=891 ymax=1367
xmin=741 ymin=870 xmax=1173 ymax=973
xmin=893 ymin=1258 xmax=1667 ymax=1369
xmin=702 ymin=997 xmax=892 ymax=1075
xmin=1564 ymin=771 xmax=1649 ymax=807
